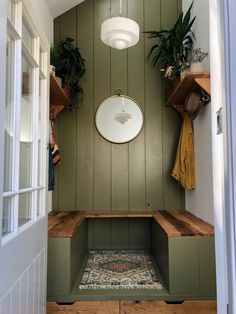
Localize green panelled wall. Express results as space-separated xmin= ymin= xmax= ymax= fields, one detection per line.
xmin=52 ymin=0 xmax=184 ymax=246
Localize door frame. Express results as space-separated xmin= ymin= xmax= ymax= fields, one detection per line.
xmin=210 ymin=0 xmax=236 ymax=313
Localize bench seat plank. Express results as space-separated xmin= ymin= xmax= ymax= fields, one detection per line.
xmin=48 ymin=212 xmax=85 ymax=237
xmin=81 ymin=210 xmax=153 ymax=218
xmin=48 ymin=210 xmax=214 ymax=238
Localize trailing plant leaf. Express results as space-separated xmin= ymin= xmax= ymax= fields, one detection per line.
xmin=50 ymin=37 xmax=86 ymax=109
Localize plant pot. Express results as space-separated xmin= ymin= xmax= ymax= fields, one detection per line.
xmin=165 ymin=76 xmax=180 ymax=100
xmin=63 ymin=85 xmax=71 ymax=98
xmin=190 ymin=62 xmax=204 ymax=72
xmin=180 ymin=69 xmax=190 ymax=80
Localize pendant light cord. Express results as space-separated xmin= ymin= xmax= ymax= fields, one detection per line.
xmin=119 ymin=0 xmax=122 ymax=16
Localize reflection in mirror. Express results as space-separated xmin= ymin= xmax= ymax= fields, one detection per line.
xmin=95 ymin=94 xmax=143 ymax=143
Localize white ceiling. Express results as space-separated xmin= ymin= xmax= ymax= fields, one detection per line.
xmin=46 ymin=0 xmax=85 ymax=18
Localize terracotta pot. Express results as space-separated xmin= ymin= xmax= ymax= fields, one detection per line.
xmin=164 ymin=76 xmax=180 ymax=100
xmin=63 ymin=84 xmax=71 ymax=98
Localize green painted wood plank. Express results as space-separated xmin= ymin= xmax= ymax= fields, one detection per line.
xmin=111 ymin=144 xmax=129 ymax=210
xmin=88 ymin=219 xmax=94 ymax=249
xmin=93 ymin=0 xmax=112 ymax=211
xmin=144 ymin=0 xmax=164 ymax=210
xmin=111 ymin=219 xmax=129 ymax=249
xmin=76 ymin=0 xmax=94 ymax=211
xmin=110 ymin=0 xmax=129 ymax=212
xmin=129 ymin=218 xmax=150 ymax=249
xmin=58 ymin=110 xmax=77 ymax=210
xmin=93 ymin=219 xmax=112 ymax=249
xmin=198 ymin=237 xmax=216 ymax=298
xmin=53 ymin=18 xmax=60 ymax=44
xmin=59 ymin=8 xmax=77 ymax=40
xmin=57 ymin=8 xmax=77 ymax=210
xmin=47 ymin=238 xmax=71 ymax=296
xmin=70 ymin=220 xmax=88 ymax=290
xmin=128 ymin=0 xmax=146 ymax=211
xmin=161 ymin=0 xmax=184 ymax=210
xmin=177 ymin=0 xmax=182 ymax=15
xmin=169 ymin=237 xmax=199 ymax=295
xmin=151 ymin=220 xmax=169 ymax=289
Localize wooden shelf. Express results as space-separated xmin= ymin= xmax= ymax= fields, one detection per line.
xmin=50 ymin=74 xmax=70 ymax=107
xmin=166 ymin=72 xmax=211 ymax=108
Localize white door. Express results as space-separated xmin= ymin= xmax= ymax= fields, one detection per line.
xmin=210 ymin=0 xmax=236 ymax=313
xmin=0 ymin=1 xmax=49 ymax=313
xmin=219 ymin=0 xmax=236 ymax=313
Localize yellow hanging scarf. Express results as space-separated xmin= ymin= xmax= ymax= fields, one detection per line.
xmin=171 ymin=112 xmax=196 ymax=189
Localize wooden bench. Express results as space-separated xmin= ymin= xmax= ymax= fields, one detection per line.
xmin=48 ymin=210 xmax=214 ymax=237
xmin=47 ymin=210 xmax=216 ymax=301
xmin=151 ymin=211 xmax=215 ymax=298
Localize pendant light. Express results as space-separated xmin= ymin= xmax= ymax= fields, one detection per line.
xmin=101 ymin=0 xmax=140 ymax=50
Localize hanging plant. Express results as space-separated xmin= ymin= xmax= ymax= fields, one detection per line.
xmin=50 ymin=37 xmax=86 ymax=109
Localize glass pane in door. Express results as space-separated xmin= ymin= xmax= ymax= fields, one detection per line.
xmin=19 ymin=56 xmax=33 ymax=189
xmin=2 ymin=198 xmax=13 ymax=236
xmin=7 ymin=0 xmax=14 ymax=24
xmin=22 ymin=20 xmax=34 ymax=54
xmin=18 ymin=193 xmax=32 ymax=227
xmin=4 ymin=35 xmax=14 ymax=192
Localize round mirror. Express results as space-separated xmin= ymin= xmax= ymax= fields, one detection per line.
xmin=95 ymin=95 xmax=143 ymax=144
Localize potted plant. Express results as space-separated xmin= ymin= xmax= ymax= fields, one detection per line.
xmin=189 ymin=48 xmax=208 ymax=72
xmin=50 ymin=37 xmax=86 ymax=108
xmin=145 ymin=2 xmax=195 ymax=93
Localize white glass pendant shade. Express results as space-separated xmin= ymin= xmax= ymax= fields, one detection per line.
xmin=101 ymin=17 xmax=140 ymax=50
xmin=115 ymin=111 xmax=132 ymax=124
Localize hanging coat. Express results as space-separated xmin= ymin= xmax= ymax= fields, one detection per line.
xmin=171 ymin=112 xmax=196 ymax=189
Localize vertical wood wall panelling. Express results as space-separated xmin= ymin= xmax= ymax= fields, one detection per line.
xmin=93 ymin=0 xmax=112 ymax=211
xmin=52 ymin=18 xmax=61 ymax=210
xmin=93 ymin=0 xmax=112 ymax=248
xmin=127 ymin=0 xmax=148 ymax=248
xmin=144 ymin=0 xmax=164 ymax=211
xmin=58 ymin=9 xmax=77 ymax=210
xmin=177 ymin=0 xmax=182 ymax=16
xmin=110 ymin=0 xmax=129 ymax=248
xmin=128 ymin=0 xmax=145 ymax=211
xmin=129 ymin=218 xmax=150 ymax=249
xmin=76 ymin=0 xmax=94 ymax=211
xmin=111 ymin=218 xmax=129 ymax=249
xmin=161 ymin=0 xmax=184 ymax=210
xmin=52 ymin=0 xmax=186 ymax=245
xmin=110 ymin=0 xmax=129 ymax=212
xmin=93 ymin=219 xmax=112 ymax=249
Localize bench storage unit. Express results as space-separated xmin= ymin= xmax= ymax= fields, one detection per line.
xmin=47 ymin=212 xmax=88 ymax=298
xmin=151 ymin=211 xmax=216 ymax=299
xmin=47 ymin=210 xmax=216 ymax=301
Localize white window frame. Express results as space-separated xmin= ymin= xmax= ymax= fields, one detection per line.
xmin=1 ymin=0 xmax=49 ymax=245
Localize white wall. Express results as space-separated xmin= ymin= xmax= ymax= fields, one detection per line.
xmin=28 ymin=0 xmax=53 ymax=43
xmin=183 ymin=0 xmax=214 ymax=225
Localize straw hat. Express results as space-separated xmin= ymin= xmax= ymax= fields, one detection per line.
xmin=184 ymin=92 xmax=203 ymax=120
